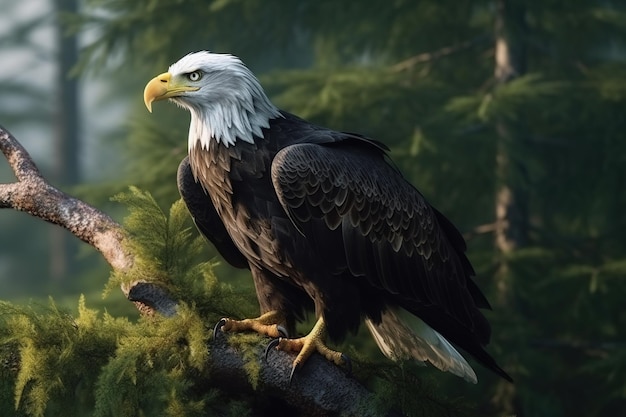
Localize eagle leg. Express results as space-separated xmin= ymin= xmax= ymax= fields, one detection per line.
xmin=213 ymin=310 xmax=289 ymax=339
xmin=267 ymin=317 xmax=351 ymax=382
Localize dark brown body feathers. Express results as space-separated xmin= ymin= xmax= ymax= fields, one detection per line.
xmin=178 ymin=111 xmax=511 ymax=381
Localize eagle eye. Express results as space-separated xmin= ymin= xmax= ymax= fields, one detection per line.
xmin=187 ymin=71 xmax=202 ymax=82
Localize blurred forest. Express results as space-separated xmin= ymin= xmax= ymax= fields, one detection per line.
xmin=1 ymin=0 xmax=625 ymax=416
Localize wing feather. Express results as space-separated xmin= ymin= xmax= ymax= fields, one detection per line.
xmin=270 ymin=141 xmax=485 ymax=342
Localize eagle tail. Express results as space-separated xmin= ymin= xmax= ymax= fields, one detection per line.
xmin=365 ymin=307 xmax=478 ymax=384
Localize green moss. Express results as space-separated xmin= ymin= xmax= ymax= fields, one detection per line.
xmin=225 ymin=332 xmax=266 ymax=390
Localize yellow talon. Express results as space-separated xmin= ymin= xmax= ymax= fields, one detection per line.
xmin=274 ymin=317 xmax=346 ymax=372
xmin=214 ymin=310 xmax=287 ymax=338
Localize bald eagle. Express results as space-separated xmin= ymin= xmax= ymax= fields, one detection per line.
xmin=144 ymin=51 xmax=512 ymax=383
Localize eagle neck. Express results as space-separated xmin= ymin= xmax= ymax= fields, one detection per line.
xmin=187 ymin=95 xmax=281 ymax=151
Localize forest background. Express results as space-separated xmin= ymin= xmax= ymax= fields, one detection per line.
xmin=0 ymin=0 xmax=625 ymax=416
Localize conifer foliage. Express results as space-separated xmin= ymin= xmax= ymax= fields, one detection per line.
xmin=0 ymin=189 xmax=256 ymax=417
xmin=0 ymin=188 xmax=489 ymax=417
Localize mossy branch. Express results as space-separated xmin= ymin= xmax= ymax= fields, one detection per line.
xmin=0 ymin=125 xmax=408 ymax=417
xmin=0 ymin=124 xmax=172 ymax=316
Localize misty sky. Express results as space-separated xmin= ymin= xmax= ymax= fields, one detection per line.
xmin=0 ymin=0 xmax=131 ymax=181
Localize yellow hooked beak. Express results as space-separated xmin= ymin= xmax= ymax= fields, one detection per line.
xmin=143 ymin=72 xmax=199 ymax=112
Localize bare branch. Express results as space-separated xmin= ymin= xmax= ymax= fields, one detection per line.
xmin=0 ymin=127 xmax=44 ymax=182
xmin=0 ymin=124 xmax=132 ymax=273
xmin=463 ymin=222 xmax=498 ymax=241
xmin=0 ymin=125 xmax=166 ymax=314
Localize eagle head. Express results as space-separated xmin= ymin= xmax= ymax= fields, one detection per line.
xmin=144 ymin=51 xmax=280 ymax=149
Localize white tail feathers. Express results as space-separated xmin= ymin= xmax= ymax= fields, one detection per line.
xmin=365 ymin=307 xmax=478 ymax=384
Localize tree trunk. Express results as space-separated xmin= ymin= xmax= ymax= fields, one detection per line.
xmin=492 ymin=0 xmax=527 ymax=414
xmin=493 ymin=0 xmax=528 ymax=304
xmin=51 ymin=0 xmax=80 ymax=281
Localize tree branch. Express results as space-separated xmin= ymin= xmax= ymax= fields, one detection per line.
xmin=210 ymin=334 xmax=401 ymax=417
xmin=390 ymin=35 xmax=490 ymax=72
xmin=0 ymin=125 xmax=131 ymax=273
xmin=463 ymin=222 xmax=498 ymax=241
xmin=0 ymin=125 xmax=400 ymax=417
xmin=0 ymin=125 xmax=180 ymax=317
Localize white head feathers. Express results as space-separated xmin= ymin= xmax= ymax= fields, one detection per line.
xmin=167 ymin=51 xmax=281 ymax=149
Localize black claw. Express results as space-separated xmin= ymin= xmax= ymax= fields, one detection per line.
xmin=264 ymin=338 xmax=280 ymax=360
xmin=276 ymin=325 xmax=289 ymax=338
xmin=213 ymin=318 xmax=227 ymax=339
xmin=341 ymin=353 xmax=352 ymax=376
xmin=289 ymin=363 xmax=299 ymax=385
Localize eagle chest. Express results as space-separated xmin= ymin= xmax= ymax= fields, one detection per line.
xmin=189 ymin=143 xmax=288 ymax=271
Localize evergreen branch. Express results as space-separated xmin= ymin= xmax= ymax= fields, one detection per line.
xmin=390 ymin=35 xmax=490 ymax=72
xmin=530 ymin=339 xmax=626 ymax=356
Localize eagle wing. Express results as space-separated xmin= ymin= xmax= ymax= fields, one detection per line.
xmin=177 ymin=156 xmax=249 ymax=269
xmin=270 ymin=139 xmax=492 ymax=348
